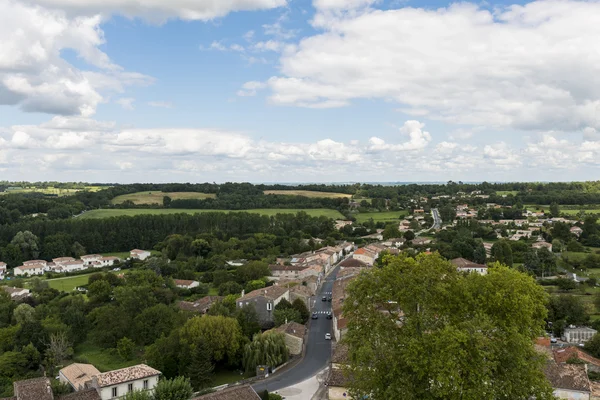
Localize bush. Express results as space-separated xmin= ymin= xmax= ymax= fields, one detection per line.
xmin=117 ymin=337 xmax=135 ymax=360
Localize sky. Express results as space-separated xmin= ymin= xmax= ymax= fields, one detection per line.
xmin=1 ymin=0 xmax=600 ymax=183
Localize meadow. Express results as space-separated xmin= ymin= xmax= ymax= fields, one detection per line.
xmin=354 ymin=211 xmax=408 ymax=223
xmin=79 ymin=208 xmax=345 ymax=220
xmin=496 ymin=190 xmax=519 ymax=196
xmin=111 ymin=191 xmax=216 ymax=205
xmin=525 ymin=205 xmax=600 ymax=215
xmin=263 ymin=190 xmax=352 ymax=198
xmin=0 ymin=186 xmax=105 ymax=197
xmin=46 ymin=274 xmax=95 ymax=292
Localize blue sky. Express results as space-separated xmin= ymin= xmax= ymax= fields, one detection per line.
xmin=0 ymin=0 xmax=599 ymax=183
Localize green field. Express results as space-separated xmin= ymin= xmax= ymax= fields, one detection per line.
xmin=264 ymin=190 xmax=352 ymax=199
xmin=74 ymin=341 xmax=143 ymax=372
xmin=355 ymin=211 xmax=408 ymax=223
xmin=111 ymin=191 xmax=216 ymax=205
xmin=79 ymin=208 xmax=345 ymax=220
xmin=46 ymin=273 xmax=97 ymax=292
xmin=496 ymin=191 xmax=519 ymax=196
xmin=525 ymin=204 xmax=600 ymax=215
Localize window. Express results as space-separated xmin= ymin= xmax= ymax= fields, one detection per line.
xmin=239 ymin=302 xmax=242 ymax=307
xmin=112 ymin=387 xmax=118 ymax=397
xmin=267 ymin=302 xmax=272 ymax=311
xmin=128 ymin=383 xmax=133 ymax=392
xmin=143 ymin=380 xmax=149 ymax=390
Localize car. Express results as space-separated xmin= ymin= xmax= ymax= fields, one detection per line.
xmin=326 ymin=312 xmax=333 ymax=320
xmin=327 ymin=296 xmax=332 ymax=302
xmin=325 ymin=333 xmax=332 ymax=340
xmin=311 ymin=312 xmax=318 ymax=319
xmin=550 ymin=337 xmax=557 ymax=343
xmin=322 ymin=296 xmax=327 ymax=301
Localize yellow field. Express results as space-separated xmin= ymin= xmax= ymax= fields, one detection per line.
xmin=111 ymin=191 xmax=216 ymax=205
xmin=264 ymin=190 xmax=352 ymax=199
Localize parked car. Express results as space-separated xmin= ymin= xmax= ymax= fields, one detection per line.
xmin=326 ymin=312 xmax=332 ymax=320
xmin=325 ymin=333 xmax=332 ymax=340
xmin=322 ymin=296 xmax=327 ymax=301
xmin=550 ymin=337 xmax=557 ymax=343
xmin=327 ymin=296 xmax=332 ymax=302
xmin=311 ymin=312 xmax=318 ymax=319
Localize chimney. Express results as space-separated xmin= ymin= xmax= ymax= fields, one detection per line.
xmin=241 ymin=289 xmax=245 ymax=297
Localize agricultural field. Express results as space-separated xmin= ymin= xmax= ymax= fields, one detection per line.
xmin=355 ymin=210 xmax=408 ymax=223
xmin=496 ymin=190 xmax=519 ymax=196
xmin=46 ymin=274 xmax=94 ymax=292
xmin=0 ymin=186 xmax=105 ymax=196
xmin=111 ymin=191 xmax=216 ymax=205
xmin=264 ymin=190 xmax=352 ymax=199
xmin=79 ymin=208 xmax=345 ymax=220
xmin=525 ymin=204 xmax=600 ymax=215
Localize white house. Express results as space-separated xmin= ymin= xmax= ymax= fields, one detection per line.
xmin=1 ymin=286 xmax=30 ymax=299
xmin=173 ymin=279 xmax=200 ymax=289
xmin=451 ymin=258 xmax=488 ymax=275
xmin=81 ymin=254 xmax=103 ymax=266
xmin=571 ymin=226 xmax=584 ymax=237
xmin=562 ymin=327 xmax=598 ymax=344
xmin=0 ymin=262 xmax=6 ymax=279
xmin=100 ymin=256 xmax=121 ymax=267
xmin=59 ymin=363 xmax=102 ymax=391
xmin=91 ymin=364 xmax=161 ymax=400
xmin=352 ymin=248 xmax=377 ymax=265
xmin=130 ymin=249 xmax=151 ymax=261
xmin=52 ymin=257 xmax=76 ymax=266
xmin=61 ymin=260 xmax=86 ymax=273
xmin=23 ymin=259 xmax=47 ymax=267
xmin=14 ymin=263 xmax=45 ymax=276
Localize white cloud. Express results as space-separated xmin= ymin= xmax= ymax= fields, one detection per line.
xmin=256 ymin=1 xmax=600 ymax=131
xmin=368 ymin=120 xmax=431 ymax=152
xmin=24 ymin=0 xmax=287 ymax=22
xmin=116 ymin=97 xmax=135 ymax=110
xmin=147 ymin=101 xmax=173 ymax=109
xmin=0 ymin=1 xmax=150 ymax=116
xmin=237 ymin=81 xmax=267 ymax=97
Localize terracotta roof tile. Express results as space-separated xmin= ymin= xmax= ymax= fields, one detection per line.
xmin=237 ymin=286 xmax=289 ymax=302
xmin=13 ymin=377 xmax=53 ymax=400
xmin=554 ymin=347 xmax=600 ymax=368
xmin=58 ymin=389 xmax=101 ymax=400
xmin=326 ymin=369 xmax=352 ymax=387
xmin=275 ymin=321 xmax=307 ymax=339
xmin=94 ymin=364 xmax=160 ymax=387
xmin=544 ymin=361 xmax=590 ymax=392
xmin=331 ymin=343 xmax=349 ymax=365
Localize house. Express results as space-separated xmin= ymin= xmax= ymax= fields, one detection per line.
xmin=326 ymin=369 xmax=354 ymax=400
xmin=412 ymin=237 xmax=432 ymax=246
xmin=130 ymin=249 xmax=151 ymax=261
xmin=273 ymin=321 xmax=306 ymax=355
xmin=338 ymin=257 xmax=368 ymax=269
xmin=352 ymin=248 xmax=377 ymax=266
xmin=413 ymin=209 xmax=425 ymax=214
xmin=13 ymin=263 xmax=45 ymax=276
xmin=562 ymin=327 xmax=598 ymax=344
xmin=1 ymin=286 xmax=31 ymax=299
xmin=451 ymin=258 xmax=488 ymax=275
xmin=335 ymin=220 xmax=353 ymax=230
xmin=289 ymin=284 xmax=314 ymax=308
xmin=100 ymin=256 xmax=120 ymax=267
xmin=23 ymin=259 xmax=47 ymax=267
xmin=61 ymin=260 xmax=86 ymax=273
xmin=81 ymin=255 xmax=102 ymax=266
xmin=225 ymin=259 xmax=247 ymax=267
xmin=572 ymin=226 xmax=584 ymax=236
xmin=332 ymin=274 xmax=358 ymax=341
xmin=5 ymin=376 xmax=101 ymax=400
xmin=0 ymin=262 xmax=6 ymax=279
xmin=544 ymin=362 xmax=591 ymax=400
xmin=532 ymin=241 xmax=553 ymax=252
xmin=237 ymin=286 xmax=290 ymax=328
xmin=382 ymin=238 xmax=405 ymax=247
xmin=554 ymin=347 xmax=600 ymax=372
xmin=173 ymin=279 xmax=200 ymax=289
xmin=299 ymin=264 xmax=324 ymax=279
xmin=361 ymin=232 xmax=383 ymax=241
xmin=190 ymin=384 xmax=260 ymax=400
xmin=59 ymin=363 xmax=101 ymax=391
xmin=90 ymin=364 xmax=160 ymax=400
xmin=269 ymin=264 xmax=307 ymax=279
xmin=178 ymin=296 xmax=223 ymax=314
xmin=53 ymin=257 xmax=76 ymax=266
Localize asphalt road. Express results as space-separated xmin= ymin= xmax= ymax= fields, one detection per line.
xmin=431 ymin=208 xmax=441 ymax=230
xmin=252 ymin=268 xmax=338 ymax=393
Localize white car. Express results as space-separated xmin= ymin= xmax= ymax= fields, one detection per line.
xmin=325 ymin=333 xmax=332 ymax=340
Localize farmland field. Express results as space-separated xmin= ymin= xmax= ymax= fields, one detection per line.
xmin=525 ymin=204 xmax=600 ymax=215
xmin=264 ymin=190 xmax=352 ymax=199
xmin=46 ymin=273 xmax=96 ymax=292
xmin=0 ymin=186 xmax=106 ymax=196
xmin=111 ymin=191 xmax=216 ymax=205
xmin=496 ymin=190 xmax=519 ymax=196
xmin=355 ymin=211 xmax=408 ymax=223
xmin=79 ymin=208 xmax=345 ymax=219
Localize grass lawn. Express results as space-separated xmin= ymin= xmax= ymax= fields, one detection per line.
xmin=73 ymin=341 xmax=143 ymax=372
xmin=111 ymin=191 xmax=216 ymax=205
xmin=46 ymin=273 xmax=97 ymax=292
xmin=212 ymin=368 xmax=254 ymax=386
xmin=496 ymin=191 xmax=519 ymax=196
xmin=354 ymin=211 xmax=408 ymax=223
xmin=208 ymin=287 xmax=219 ymax=296
xmin=263 ymin=190 xmax=352 ymax=199
xmin=79 ymin=208 xmax=345 ymax=220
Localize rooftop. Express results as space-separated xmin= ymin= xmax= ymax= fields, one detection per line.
xmin=451 ymin=258 xmax=487 ymax=269
xmin=554 ymin=347 xmax=600 ymax=367
xmin=269 ymin=264 xmax=307 ymax=272
xmin=174 ymin=279 xmax=197 ymax=286
xmin=94 ymin=364 xmax=160 ymax=387
xmin=326 ymin=369 xmax=352 ymax=387
xmin=331 ymin=343 xmax=349 ymax=365
xmin=338 ymin=258 xmax=367 ymax=268
xmin=57 ymin=389 xmax=101 ymax=400
xmin=13 ymin=377 xmax=53 ymax=400
xmin=238 ymin=285 xmax=289 ymax=302
xmin=178 ymin=296 xmax=222 ymax=313
xmin=544 ymin=361 xmax=590 ymax=393
xmin=191 ymin=385 xmax=260 ymax=400
xmin=59 ymin=363 xmax=101 ymax=390
xmin=17 ymin=264 xmax=45 ymax=270
xmin=275 ymin=321 xmax=307 ymax=339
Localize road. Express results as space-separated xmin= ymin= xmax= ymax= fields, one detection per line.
xmin=431 ymin=208 xmax=441 ymax=230
xmin=252 ymin=268 xmax=338 ymax=393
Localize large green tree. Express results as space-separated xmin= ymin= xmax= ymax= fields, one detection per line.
xmin=242 ymin=332 xmax=289 ymax=373
xmin=491 ymin=240 xmax=513 ymax=267
xmin=342 ymin=253 xmax=553 ymax=400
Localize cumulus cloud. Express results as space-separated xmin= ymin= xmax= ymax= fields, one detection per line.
xmin=116 ymin=97 xmax=135 ymax=110
xmin=0 ymin=0 xmax=150 ymax=116
xmin=24 ymin=0 xmax=286 ymax=22
xmin=368 ymin=120 xmax=431 ymax=152
xmin=253 ymin=0 xmax=600 ymax=131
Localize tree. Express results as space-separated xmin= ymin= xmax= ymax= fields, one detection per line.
xmin=292 ymin=298 xmax=310 ymax=324
xmin=552 ymin=222 xmax=572 ymax=242
xmin=404 ymin=230 xmax=415 ymax=241
xmin=537 ymin=248 xmax=557 ymax=277
xmin=88 ymin=280 xmax=112 ymax=305
xmin=11 ymin=231 xmax=40 ymax=260
xmin=46 ymin=331 xmax=73 ymax=366
xmin=133 ymin=304 xmax=178 ymax=345
xmin=218 ymin=281 xmax=242 ymax=296
xmin=523 ymin=249 xmax=541 ymax=275
xmin=236 ymin=304 xmax=261 ymax=339
xmin=236 ymin=261 xmax=270 ymax=284
xmin=550 ymin=202 xmax=560 ymax=218
xmin=122 ymin=391 xmax=151 ymax=400
xmin=549 ymin=295 xmax=589 ymax=335
xmin=585 ymin=334 xmax=600 ymax=358
xmin=71 ymin=241 xmax=86 ymax=258
xmin=243 ymin=332 xmax=289 ymax=373
xmin=179 ymin=315 xmax=243 ymax=363
xmin=383 ymin=223 xmax=401 ymax=240
xmin=163 ymin=196 xmax=172 ymax=208
xmin=491 ymin=240 xmax=513 ymax=267
xmin=274 ymin=298 xmax=292 ymax=311
xmin=14 ymin=303 xmax=35 ymax=325
xmin=342 ymin=253 xmax=553 ymax=400
xmin=472 ymin=243 xmax=487 ymax=264
xmin=438 ymin=205 xmax=457 ymax=224
xmin=245 ymin=280 xmax=265 ymax=293
xmin=152 ymin=376 xmax=193 ymax=400
xmin=273 ymin=308 xmax=302 ymax=327
xmin=117 ymin=337 xmax=135 ymax=360
xmin=187 ymin=340 xmax=214 ymax=390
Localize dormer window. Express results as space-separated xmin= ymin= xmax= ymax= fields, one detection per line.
xmin=267 ymin=302 xmax=273 ymax=311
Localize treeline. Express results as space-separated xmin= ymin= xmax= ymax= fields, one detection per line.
xmin=166 ymin=194 xmax=348 ymax=210
xmin=0 ymin=212 xmax=336 ymax=266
